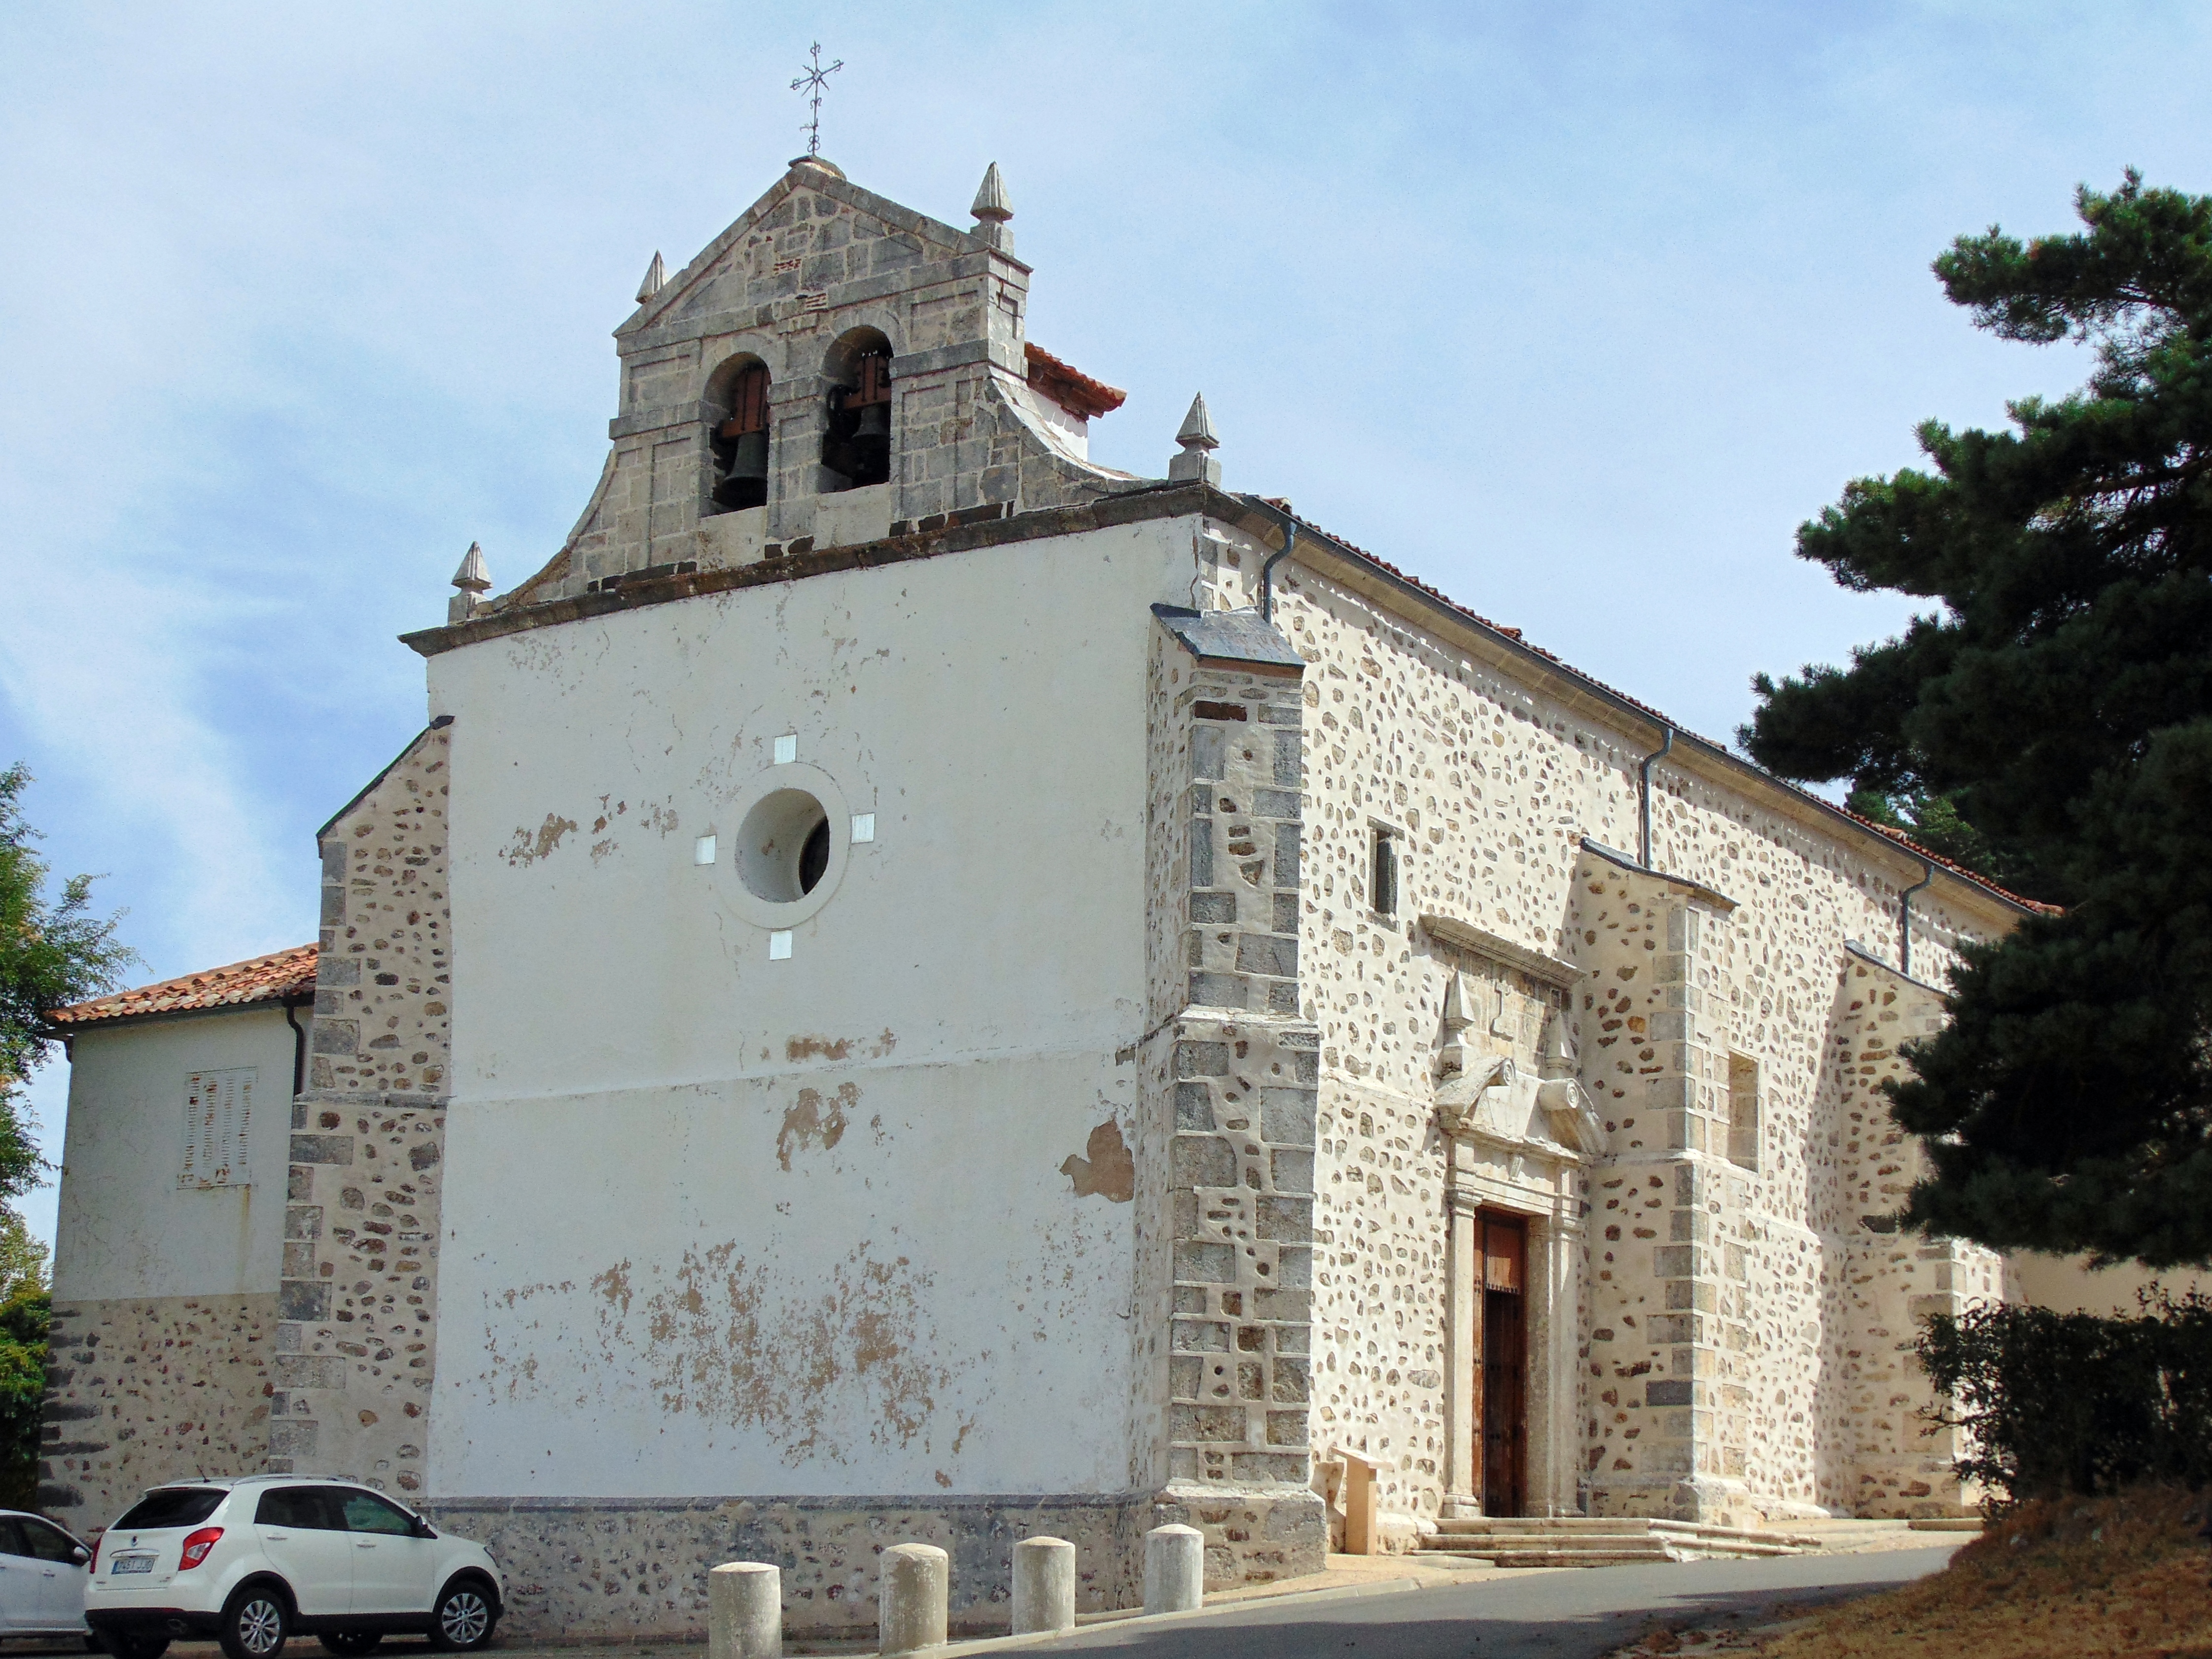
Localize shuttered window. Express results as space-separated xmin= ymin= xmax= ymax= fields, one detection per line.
xmin=179 ymin=1068 xmax=254 ymax=1189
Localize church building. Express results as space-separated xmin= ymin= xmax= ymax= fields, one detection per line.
xmin=43 ymin=155 xmax=2046 ymax=1639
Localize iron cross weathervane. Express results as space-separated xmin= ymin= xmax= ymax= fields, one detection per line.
xmin=791 ymin=42 xmax=843 ymax=157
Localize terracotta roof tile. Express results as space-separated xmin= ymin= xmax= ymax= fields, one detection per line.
xmin=1834 ymin=808 xmax=2060 ymax=914
xmin=50 ymin=945 xmax=319 ymax=1028
xmin=1025 ymin=343 xmax=1126 ymax=420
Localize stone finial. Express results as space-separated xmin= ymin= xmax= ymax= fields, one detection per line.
xmin=636 ymin=251 xmax=667 ymax=305
xmin=971 ymin=162 xmax=1013 ymax=222
xmin=1538 ymin=1006 xmax=1578 ymax=1079
xmin=970 ymin=162 xmax=1013 ymax=253
xmin=448 ymin=542 xmax=491 ymax=625
xmin=452 ymin=542 xmax=491 ymax=592
xmin=1168 ymin=392 xmax=1222 ymax=486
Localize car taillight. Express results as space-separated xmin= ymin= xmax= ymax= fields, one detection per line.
xmin=88 ymin=1535 xmax=101 ymax=1572
xmin=178 ymin=1528 xmax=223 ymax=1570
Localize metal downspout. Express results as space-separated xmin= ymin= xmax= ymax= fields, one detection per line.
xmin=283 ymin=995 xmax=311 ymax=1100
xmin=1259 ymin=524 xmax=1297 ymax=622
xmin=1637 ymin=727 xmax=1675 ymax=868
xmin=1233 ymin=494 xmax=1304 ymax=624
xmin=1900 ymin=860 xmax=1935 ymax=980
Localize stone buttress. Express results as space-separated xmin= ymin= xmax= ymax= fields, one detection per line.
xmin=1144 ymin=605 xmax=1328 ymax=1586
xmin=1572 ymin=847 xmax=1752 ymax=1523
xmin=272 ymin=722 xmax=453 ymax=1495
xmin=1824 ymin=949 xmax=2001 ymax=1515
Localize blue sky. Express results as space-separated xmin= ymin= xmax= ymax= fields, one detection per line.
xmin=3 ymin=1 xmax=2207 ymax=1245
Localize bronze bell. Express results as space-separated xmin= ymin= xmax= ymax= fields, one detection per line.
xmin=850 ymin=402 xmax=890 ymax=478
xmin=713 ymin=430 xmax=769 ymax=508
xmin=726 ymin=429 xmax=768 ymax=481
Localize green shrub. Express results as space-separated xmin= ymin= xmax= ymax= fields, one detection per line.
xmin=1916 ymin=1290 xmax=2212 ymax=1504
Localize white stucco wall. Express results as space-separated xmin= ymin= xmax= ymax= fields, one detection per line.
xmin=425 ymin=520 xmax=1192 ymax=1499
xmin=55 ymin=1006 xmax=297 ymax=1302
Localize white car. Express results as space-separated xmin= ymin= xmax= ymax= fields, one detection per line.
xmin=85 ymin=1476 xmax=503 ymax=1659
xmin=0 ymin=1509 xmax=95 ymax=1641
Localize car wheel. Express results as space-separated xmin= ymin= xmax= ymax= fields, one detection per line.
xmin=429 ymin=1579 xmax=496 ymax=1652
xmin=319 ymin=1637 xmax=383 ymax=1658
xmin=219 ymin=1586 xmax=290 ymax=1659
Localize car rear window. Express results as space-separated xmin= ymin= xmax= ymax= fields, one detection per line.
xmin=113 ymin=1488 xmax=226 ymax=1530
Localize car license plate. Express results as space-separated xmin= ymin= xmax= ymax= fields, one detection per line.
xmin=110 ymin=1555 xmax=154 ymax=1575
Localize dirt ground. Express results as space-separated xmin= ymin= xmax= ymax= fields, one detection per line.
xmin=1608 ymin=1487 xmax=2212 ymax=1659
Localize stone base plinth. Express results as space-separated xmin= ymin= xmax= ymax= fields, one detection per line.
xmin=1151 ymin=1482 xmax=1327 ymax=1590
xmin=422 ymin=1493 xmax=1158 ymax=1640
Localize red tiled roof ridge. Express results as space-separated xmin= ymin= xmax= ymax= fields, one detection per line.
xmin=1024 ymin=342 xmax=1126 ymax=420
xmin=1255 ymin=500 xmax=2045 ymax=916
xmin=1834 ymin=808 xmax=2059 ymax=915
xmin=50 ymin=944 xmax=320 ymax=1027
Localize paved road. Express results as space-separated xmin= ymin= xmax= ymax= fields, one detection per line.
xmin=983 ymin=1545 xmax=1963 ymax=1659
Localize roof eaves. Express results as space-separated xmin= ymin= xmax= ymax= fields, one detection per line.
xmin=1025 ymin=343 xmax=1127 ymax=419
xmin=48 ymin=945 xmax=320 ymax=1031
xmin=1233 ymin=493 xmax=2043 ymax=920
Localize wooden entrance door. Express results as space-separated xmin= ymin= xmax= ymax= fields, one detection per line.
xmin=1474 ymin=1210 xmax=1527 ymax=1516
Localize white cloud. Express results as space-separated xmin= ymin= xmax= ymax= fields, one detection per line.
xmin=1 ymin=0 xmax=2207 ymax=1246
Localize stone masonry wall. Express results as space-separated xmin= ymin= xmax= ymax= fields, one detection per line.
xmin=1149 ymin=629 xmax=1327 ymax=1586
xmin=506 ymin=165 xmax=1121 ymax=608
xmin=308 ymin=723 xmax=453 ymax=1101
xmin=1264 ymin=554 xmax=2017 ymax=1523
xmin=38 ymin=1294 xmax=276 ymax=1533
xmin=1826 ymin=953 xmax=2000 ymax=1515
xmin=1570 ymin=860 xmax=1751 ymax=1522
xmin=273 ymin=723 xmax=451 ymax=1495
xmin=422 ymin=1495 xmax=1153 ymax=1641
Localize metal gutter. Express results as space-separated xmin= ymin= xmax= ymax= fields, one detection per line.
xmin=1230 ymin=491 xmax=2037 ymax=925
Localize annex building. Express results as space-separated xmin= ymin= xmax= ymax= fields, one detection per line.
xmin=40 ymin=155 xmax=2079 ymax=1638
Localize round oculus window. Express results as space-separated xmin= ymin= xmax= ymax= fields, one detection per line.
xmin=712 ymin=760 xmax=851 ymax=929
xmin=737 ymin=788 xmax=832 ymax=903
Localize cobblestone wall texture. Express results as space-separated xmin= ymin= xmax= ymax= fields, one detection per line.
xmin=423 ymin=1495 xmax=1151 ymax=1640
xmin=1265 ymin=557 xmax=2016 ymax=1525
xmin=275 ymin=722 xmax=452 ymax=1497
xmin=311 ymin=725 xmax=452 ymax=1099
xmin=39 ymin=1295 xmax=276 ymax=1532
xmin=1145 ymin=635 xmax=1328 ymax=1585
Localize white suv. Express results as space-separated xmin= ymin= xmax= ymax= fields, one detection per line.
xmin=86 ymin=1477 xmax=503 ymax=1659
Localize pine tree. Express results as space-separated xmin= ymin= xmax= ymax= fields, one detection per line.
xmin=1743 ymin=173 xmax=2212 ymax=1269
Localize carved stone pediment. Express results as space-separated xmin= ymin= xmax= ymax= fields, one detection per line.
xmin=1436 ymin=1054 xmax=1516 ymax=1141
xmin=1536 ymin=1075 xmax=1606 ymax=1157
xmin=1436 ymin=1054 xmax=1590 ymax=1162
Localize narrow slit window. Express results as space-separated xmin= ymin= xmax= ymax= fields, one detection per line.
xmin=1370 ymin=826 xmax=1398 ymax=918
xmin=1728 ymin=1053 xmax=1760 ymax=1171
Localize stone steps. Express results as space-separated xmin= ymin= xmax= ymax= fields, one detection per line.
xmin=1416 ymin=1516 xmax=1818 ymax=1568
xmin=1426 ymin=1549 xmax=1684 ymax=1568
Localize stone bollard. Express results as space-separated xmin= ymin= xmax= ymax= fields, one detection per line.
xmin=1142 ymin=1523 xmax=1204 ymax=1616
xmin=1010 ymin=1535 xmax=1076 ymax=1636
xmin=879 ymin=1541 xmax=949 ymax=1655
xmin=706 ymin=1562 xmax=780 ymax=1659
